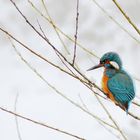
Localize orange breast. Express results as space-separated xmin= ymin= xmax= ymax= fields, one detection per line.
xmin=102 ymin=73 xmax=115 ymax=102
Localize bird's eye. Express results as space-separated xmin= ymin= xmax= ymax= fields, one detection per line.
xmin=102 ymin=60 xmax=106 ymax=64
xmin=105 ymin=60 xmax=110 ymax=64
xmin=101 ymin=60 xmax=109 ymax=64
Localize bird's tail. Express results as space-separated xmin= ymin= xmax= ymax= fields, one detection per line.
xmin=124 ymin=102 xmax=130 ymax=115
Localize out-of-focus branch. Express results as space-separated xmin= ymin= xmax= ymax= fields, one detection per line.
xmin=14 ymin=93 xmax=22 ymax=140
xmin=91 ymin=0 xmax=140 ymax=44
xmin=112 ymin=0 xmax=140 ymax=35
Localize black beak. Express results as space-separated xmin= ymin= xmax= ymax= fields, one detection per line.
xmin=87 ymin=63 xmax=104 ymax=71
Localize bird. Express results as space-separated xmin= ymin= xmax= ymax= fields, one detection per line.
xmin=87 ymin=52 xmax=135 ymax=112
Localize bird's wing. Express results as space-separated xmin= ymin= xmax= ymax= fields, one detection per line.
xmin=108 ymin=73 xmax=135 ymax=105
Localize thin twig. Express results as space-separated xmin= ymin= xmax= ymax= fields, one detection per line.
xmin=41 ymin=0 xmax=70 ymax=54
xmin=36 ymin=19 xmax=77 ymax=76
xmin=112 ymin=0 xmax=140 ymax=35
xmin=128 ymin=112 xmax=140 ymax=120
xmin=132 ymin=101 xmax=140 ymax=107
xmin=72 ymin=0 xmax=79 ymax=66
xmin=28 ymin=0 xmax=99 ymax=59
xmin=0 ymin=106 xmax=85 ymax=140
xmin=36 ymin=19 xmax=48 ymax=39
xmin=14 ymin=93 xmax=22 ymax=140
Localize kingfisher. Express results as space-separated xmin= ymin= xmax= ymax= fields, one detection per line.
xmin=88 ymin=52 xmax=135 ymax=112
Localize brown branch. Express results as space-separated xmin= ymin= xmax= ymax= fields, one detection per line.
xmin=72 ymin=0 xmax=79 ymax=65
xmin=112 ymin=0 xmax=140 ymax=35
xmin=0 ymin=107 xmax=85 ymax=140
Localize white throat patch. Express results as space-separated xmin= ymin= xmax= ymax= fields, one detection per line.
xmin=110 ymin=61 xmax=119 ymax=70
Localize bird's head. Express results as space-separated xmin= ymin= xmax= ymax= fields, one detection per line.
xmin=87 ymin=52 xmax=122 ymax=71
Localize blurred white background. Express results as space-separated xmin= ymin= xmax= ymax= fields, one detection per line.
xmin=0 ymin=0 xmax=140 ymax=140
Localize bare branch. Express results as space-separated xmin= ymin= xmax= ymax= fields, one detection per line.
xmin=36 ymin=19 xmax=48 ymax=39
xmin=72 ymin=0 xmax=79 ymax=65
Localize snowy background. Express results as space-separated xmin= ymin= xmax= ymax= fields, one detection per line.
xmin=0 ymin=0 xmax=140 ymax=140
